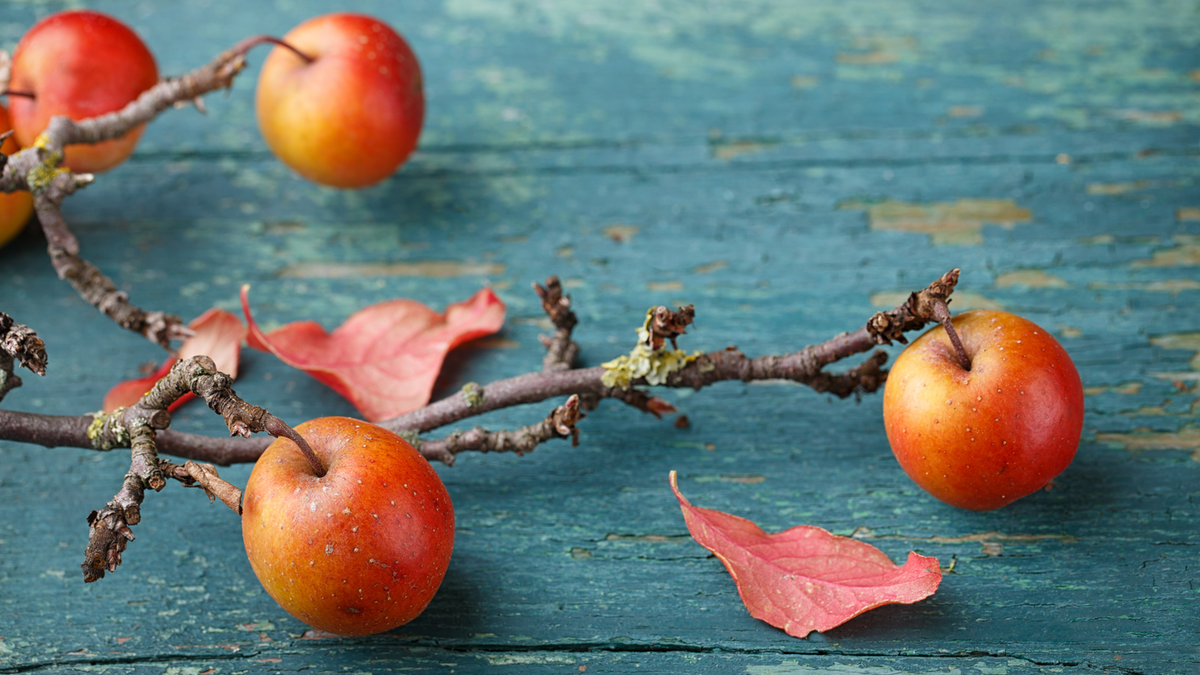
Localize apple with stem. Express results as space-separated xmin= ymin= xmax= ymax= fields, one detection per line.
xmin=882 ymin=308 xmax=1084 ymax=510
xmin=255 ymin=13 xmax=424 ymax=188
xmin=242 ymin=417 xmax=454 ymax=636
xmin=8 ymin=10 xmax=159 ymax=173
xmin=0 ymin=106 xmax=34 ymax=248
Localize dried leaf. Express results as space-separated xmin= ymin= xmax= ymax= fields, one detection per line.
xmin=669 ymin=471 xmax=941 ymax=638
xmin=103 ymin=308 xmax=246 ymax=412
xmin=241 ymin=286 xmax=506 ymax=422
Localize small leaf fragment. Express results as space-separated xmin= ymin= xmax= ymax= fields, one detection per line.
xmin=103 ymin=308 xmax=246 ymax=412
xmin=669 ymin=471 xmax=941 ymax=638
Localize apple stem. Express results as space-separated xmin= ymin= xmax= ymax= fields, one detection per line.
xmin=234 ymin=35 xmax=315 ymax=64
xmin=264 ymin=415 xmax=326 ymax=477
xmin=1 ymin=89 xmax=36 ymax=100
xmin=932 ymin=299 xmax=971 ymax=371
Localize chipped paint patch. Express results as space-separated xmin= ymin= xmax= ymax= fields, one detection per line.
xmin=713 ymin=140 xmax=777 ymax=160
xmin=482 ymin=653 xmax=578 ymax=666
xmin=1150 ymin=333 xmax=1200 ymax=371
xmin=995 ymin=270 xmax=1069 ymax=288
xmin=603 ymin=224 xmax=639 ymax=242
xmin=1096 ymin=425 xmax=1200 ymax=452
xmin=279 ymin=261 xmax=505 ymax=278
xmin=1058 ymin=325 xmax=1082 ymax=338
xmin=1177 ymin=208 xmax=1200 ymax=221
xmin=836 ymin=50 xmax=899 ymax=64
xmin=853 ymin=527 xmax=1077 ymax=544
xmin=1131 ymin=236 xmax=1200 ymax=267
xmin=1086 ymin=180 xmax=1152 ymax=195
xmin=947 ymin=105 xmax=984 ymax=117
xmin=693 ymin=260 xmax=728 ymax=274
xmin=1085 ymin=381 xmax=1145 ymax=396
xmin=844 ymin=198 xmax=1032 ymax=245
xmin=1089 ymin=279 xmax=1200 ymax=295
xmin=790 ymin=74 xmax=819 ymax=88
xmin=1107 ymin=109 xmax=1182 ymax=125
xmin=693 ymin=474 xmax=766 ymax=484
xmin=870 ymin=290 xmax=1003 ymax=311
xmin=604 ymin=533 xmax=690 ymax=543
xmin=647 ymin=281 xmax=683 ymax=291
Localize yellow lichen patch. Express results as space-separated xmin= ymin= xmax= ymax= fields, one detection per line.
xmin=601 ymin=309 xmax=702 ymax=389
xmin=1131 ymin=235 xmax=1200 ymax=267
xmin=1149 ymin=333 xmax=1200 ymax=371
xmin=1177 ymin=208 xmax=1200 ymax=221
xmin=1086 ymin=180 xmax=1152 ymax=195
xmin=1096 ymin=426 xmax=1200 ymax=452
xmin=852 ymin=198 xmax=1032 ymax=245
xmin=869 ymin=290 xmax=1003 ymax=311
xmin=947 ymin=105 xmax=984 ymax=118
xmin=995 ymin=270 xmax=1070 ymax=288
xmin=278 ymin=261 xmax=505 ymax=278
xmin=712 ymin=140 xmax=776 ymax=160
xmin=603 ymin=224 xmax=639 ymax=243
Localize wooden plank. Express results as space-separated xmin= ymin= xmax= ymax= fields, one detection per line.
xmin=1 ymin=0 xmax=1198 ymax=673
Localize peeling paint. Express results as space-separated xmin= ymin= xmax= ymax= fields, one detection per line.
xmin=994 ymin=270 xmax=1069 ymax=288
xmin=1149 ymin=332 xmax=1200 ymax=371
xmin=1089 ymin=279 xmax=1200 ymax=295
xmin=647 ymin=281 xmax=683 ymax=291
xmin=947 ymin=105 xmax=984 ymax=117
xmin=693 ymin=261 xmax=729 ymax=274
xmin=844 ymin=198 xmax=1032 ymax=245
xmin=1086 ymin=180 xmax=1152 ymax=195
xmin=278 ymin=261 xmax=505 ymax=278
xmin=603 ymin=224 xmax=639 ymax=242
xmin=1177 ymin=208 xmax=1200 ymax=221
xmin=1096 ymin=425 xmax=1200 ymax=451
xmin=1085 ymin=382 xmax=1144 ymax=396
xmin=1131 ymin=236 xmax=1200 ymax=267
xmin=713 ymin=140 xmax=777 ymax=160
xmin=604 ymin=533 xmax=690 ymax=544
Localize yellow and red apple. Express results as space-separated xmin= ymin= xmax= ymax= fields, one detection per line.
xmin=255 ymin=13 xmax=424 ymax=188
xmin=8 ymin=10 xmax=158 ymax=173
xmin=242 ymin=417 xmax=454 ymax=636
xmin=883 ymin=310 xmax=1084 ymax=510
xmin=0 ymin=103 xmax=34 ymax=248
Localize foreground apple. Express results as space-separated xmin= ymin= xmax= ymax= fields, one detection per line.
xmin=255 ymin=13 xmax=424 ymax=188
xmin=242 ymin=417 xmax=453 ymax=635
xmin=0 ymin=104 xmax=35 ymax=248
xmin=882 ymin=310 xmax=1084 ymax=510
xmin=8 ymin=10 xmax=159 ymax=173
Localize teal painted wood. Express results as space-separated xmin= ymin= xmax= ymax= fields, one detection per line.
xmin=1 ymin=0 xmax=1198 ymax=673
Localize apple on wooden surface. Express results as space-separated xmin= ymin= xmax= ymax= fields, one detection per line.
xmin=255 ymin=13 xmax=424 ymax=188
xmin=242 ymin=417 xmax=454 ymax=636
xmin=882 ymin=310 xmax=1084 ymax=510
xmin=0 ymin=104 xmax=34 ymax=248
xmin=8 ymin=10 xmax=158 ymax=173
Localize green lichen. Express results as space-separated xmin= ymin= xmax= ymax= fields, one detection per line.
xmin=601 ymin=309 xmax=701 ymax=389
xmin=25 ymin=134 xmax=66 ymax=194
xmin=461 ymin=382 xmax=485 ymax=407
xmin=87 ymin=409 xmax=127 ymax=451
xmin=396 ymin=429 xmax=421 ymax=448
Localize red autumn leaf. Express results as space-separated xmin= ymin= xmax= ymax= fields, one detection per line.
xmin=103 ymin=308 xmax=246 ymax=413
xmin=669 ymin=470 xmax=941 ymax=638
xmin=241 ymin=286 xmax=506 ymax=422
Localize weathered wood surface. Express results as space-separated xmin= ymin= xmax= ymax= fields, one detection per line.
xmin=1 ymin=0 xmax=1198 ymax=673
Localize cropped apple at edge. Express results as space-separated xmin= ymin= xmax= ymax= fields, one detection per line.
xmin=242 ymin=417 xmax=454 ymax=636
xmin=8 ymin=9 xmax=158 ymax=174
xmin=882 ymin=310 xmax=1084 ymax=511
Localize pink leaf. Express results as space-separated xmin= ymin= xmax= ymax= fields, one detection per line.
xmin=241 ymin=286 xmax=506 ymax=422
xmin=103 ymin=308 xmax=246 ymax=413
xmin=669 ymin=471 xmax=941 ymax=638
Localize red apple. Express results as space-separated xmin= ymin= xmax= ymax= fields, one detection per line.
xmin=255 ymin=13 xmax=424 ymax=188
xmin=242 ymin=417 xmax=454 ymax=636
xmin=8 ymin=10 xmax=159 ymax=173
xmin=882 ymin=310 xmax=1084 ymax=510
xmin=0 ymin=103 xmax=35 ymax=248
